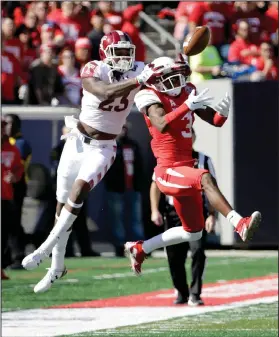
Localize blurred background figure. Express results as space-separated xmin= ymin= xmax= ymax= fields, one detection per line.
xmin=58 ymin=47 xmax=82 ymax=106
xmin=1 ymin=118 xmax=24 ymax=273
xmin=189 ymin=33 xmax=223 ymax=84
xmin=122 ymin=4 xmax=146 ymax=62
xmin=93 ymin=1 xmax=123 ymax=33
xmin=150 ymin=129 xmax=217 ymax=306
xmin=87 ymin=10 xmax=105 ymax=61
xmin=1 ymin=33 xmax=28 ymax=105
xmin=28 ymin=44 xmax=65 ymax=105
xmin=74 ymin=37 xmax=92 ymax=70
xmin=2 ymin=17 xmax=24 ymax=61
xmin=4 ymin=114 xmax=32 ymax=269
xmin=104 ymin=124 xmax=145 ymax=257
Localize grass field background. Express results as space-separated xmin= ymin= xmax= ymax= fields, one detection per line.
xmin=2 ymin=254 xmax=278 ymax=337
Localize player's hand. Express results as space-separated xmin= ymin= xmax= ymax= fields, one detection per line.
xmin=205 ymin=214 xmax=216 ymax=233
xmin=151 ymin=210 xmax=164 ymax=226
xmin=214 ymin=92 xmax=231 ymax=117
xmin=136 ymin=64 xmax=164 ymax=86
xmin=185 ymin=88 xmax=213 ymax=110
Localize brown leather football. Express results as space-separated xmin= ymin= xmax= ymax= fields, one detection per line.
xmin=183 ymin=26 xmax=211 ymax=56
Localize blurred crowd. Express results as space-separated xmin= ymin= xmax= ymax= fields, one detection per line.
xmin=173 ymin=1 xmax=278 ymax=82
xmin=1 ymin=1 xmax=146 ymax=105
xmin=2 ymin=1 xmax=278 ymax=106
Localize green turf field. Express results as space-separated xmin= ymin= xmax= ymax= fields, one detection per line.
xmin=60 ymin=302 xmax=278 ymax=337
xmin=2 ymin=255 xmax=278 ymax=337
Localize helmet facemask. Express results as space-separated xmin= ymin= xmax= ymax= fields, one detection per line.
xmin=152 ymin=71 xmax=188 ymax=97
xmin=103 ymin=42 xmax=135 ymax=73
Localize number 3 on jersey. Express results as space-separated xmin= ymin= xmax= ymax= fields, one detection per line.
xmin=181 ymin=111 xmax=193 ymax=138
xmin=99 ymin=92 xmax=130 ymax=112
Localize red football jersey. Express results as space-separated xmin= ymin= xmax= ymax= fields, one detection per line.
xmin=142 ymin=84 xmax=197 ymax=168
xmin=1 ymin=139 xmax=24 ymax=200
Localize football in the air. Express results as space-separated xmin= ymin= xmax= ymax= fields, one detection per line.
xmin=183 ymin=26 xmax=211 ymax=56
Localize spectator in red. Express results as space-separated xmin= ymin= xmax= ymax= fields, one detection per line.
xmin=12 ymin=1 xmax=33 ymax=27
xmin=228 ymin=20 xmax=260 ymax=65
xmin=34 ymin=1 xmax=64 ymax=43
xmin=75 ymin=37 xmax=92 ymax=70
xmin=2 ymin=18 xmax=24 ymax=62
xmin=47 ymin=1 xmax=89 ymax=46
xmin=174 ymin=2 xmax=199 ymax=41
xmin=58 ymin=47 xmax=82 ymax=106
xmin=266 ymin=2 xmax=278 ymax=34
xmin=188 ymin=2 xmax=233 ymax=48
xmin=28 ymin=44 xmax=65 ymax=105
xmin=15 ymin=24 xmax=37 ymax=72
xmin=251 ymin=42 xmax=278 ymax=81
xmin=1 ymin=118 xmax=24 ymax=272
xmin=231 ymin=2 xmax=276 ymax=45
xmin=122 ymin=4 xmax=145 ymax=62
xmin=1 ymin=37 xmax=28 ymax=104
xmin=92 ymin=1 xmax=123 ymax=33
xmin=21 ymin=9 xmax=41 ymax=47
xmin=87 ymin=10 xmax=105 ymax=61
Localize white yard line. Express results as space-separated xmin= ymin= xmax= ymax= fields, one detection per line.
xmin=2 ymin=296 xmax=277 ymax=337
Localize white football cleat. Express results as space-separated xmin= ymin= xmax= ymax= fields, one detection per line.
xmin=22 ymin=250 xmax=49 ymax=270
xmin=34 ymin=267 xmax=67 ymax=293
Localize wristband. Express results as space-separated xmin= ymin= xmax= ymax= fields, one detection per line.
xmin=213 ymin=113 xmax=227 ymax=127
xmin=164 ymin=103 xmax=190 ymax=124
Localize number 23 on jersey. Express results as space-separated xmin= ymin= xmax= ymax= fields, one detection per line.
xmin=99 ymin=92 xmax=130 ymax=112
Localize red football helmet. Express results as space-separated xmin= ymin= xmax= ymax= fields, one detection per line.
xmin=99 ymin=30 xmax=135 ymax=73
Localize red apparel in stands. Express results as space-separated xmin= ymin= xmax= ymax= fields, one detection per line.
xmin=230 ymin=8 xmax=275 ymax=44
xmin=3 ymin=38 xmax=24 ymax=62
xmin=228 ymin=38 xmax=259 ymax=65
xmin=175 ymin=2 xmax=199 ymax=20
xmin=47 ymin=10 xmax=88 ymax=44
xmin=122 ymin=4 xmax=145 ymax=62
xmin=1 ymin=139 xmax=24 ymax=200
xmin=188 ymin=2 xmax=233 ymax=45
xmin=123 ymin=145 xmax=134 ymax=190
xmin=91 ymin=9 xmax=123 ymax=31
xmin=265 ymin=3 xmax=278 ymax=33
xmin=252 ymin=57 xmax=278 ymax=80
xmin=1 ymin=51 xmax=27 ymax=101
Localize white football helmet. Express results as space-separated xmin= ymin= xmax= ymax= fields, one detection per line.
xmin=146 ymin=56 xmax=191 ymax=96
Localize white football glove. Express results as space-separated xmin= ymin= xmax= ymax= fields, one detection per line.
xmin=136 ymin=64 xmax=164 ymax=86
xmin=18 ymin=84 xmax=28 ymax=100
xmin=185 ymin=88 xmax=213 ymax=110
xmin=214 ymin=92 xmax=231 ymax=117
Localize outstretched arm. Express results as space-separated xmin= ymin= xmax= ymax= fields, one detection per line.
xmin=195 ymin=93 xmax=231 ymax=127
xmin=82 ymin=77 xmax=138 ymax=101
xmin=146 ymin=88 xmax=213 ymax=133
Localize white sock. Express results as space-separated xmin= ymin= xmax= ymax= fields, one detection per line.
xmin=39 ymin=207 xmax=77 ymax=255
xmin=226 ymin=210 xmax=243 ymax=228
xmin=142 ymin=227 xmax=202 ymax=254
xmin=51 ymin=230 xmax=72 ymax=271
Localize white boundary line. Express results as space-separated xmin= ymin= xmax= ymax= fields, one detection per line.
xmin=2 ymin=297 xmax=277 ymax=337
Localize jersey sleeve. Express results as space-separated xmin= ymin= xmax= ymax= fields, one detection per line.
xmin=134 ymin=89 xmax=162 ymax=114
xmin=80 ymin=61 xmax=102 ymax=79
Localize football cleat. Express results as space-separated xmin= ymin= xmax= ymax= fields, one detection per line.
xmin=34 ymin=267 xmax=67 ymax=293
xmin=22 ymin=249 xmax=49 ymax=270
xmin=235 ymin=211 xmax=261 ymax=242
xmin=124 ymin=241 xmax=147 ymax=275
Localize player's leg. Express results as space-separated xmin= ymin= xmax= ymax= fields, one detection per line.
xmin=31 ymin=143 xmax=116 ymax=292
xmin=201 ymin=173 xmax=261 ymax=241
xmin=125 ymin=192 xmax=204 ymax=275
xmin=22 ymin=137 xmax=79 ymax=271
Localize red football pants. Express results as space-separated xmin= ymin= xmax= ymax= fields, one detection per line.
xmin=155 ymin=166 xmax=208 ymax=232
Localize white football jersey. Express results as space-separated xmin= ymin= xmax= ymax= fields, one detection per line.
xmin=80 ymin=60 xmax=144 ymax=135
